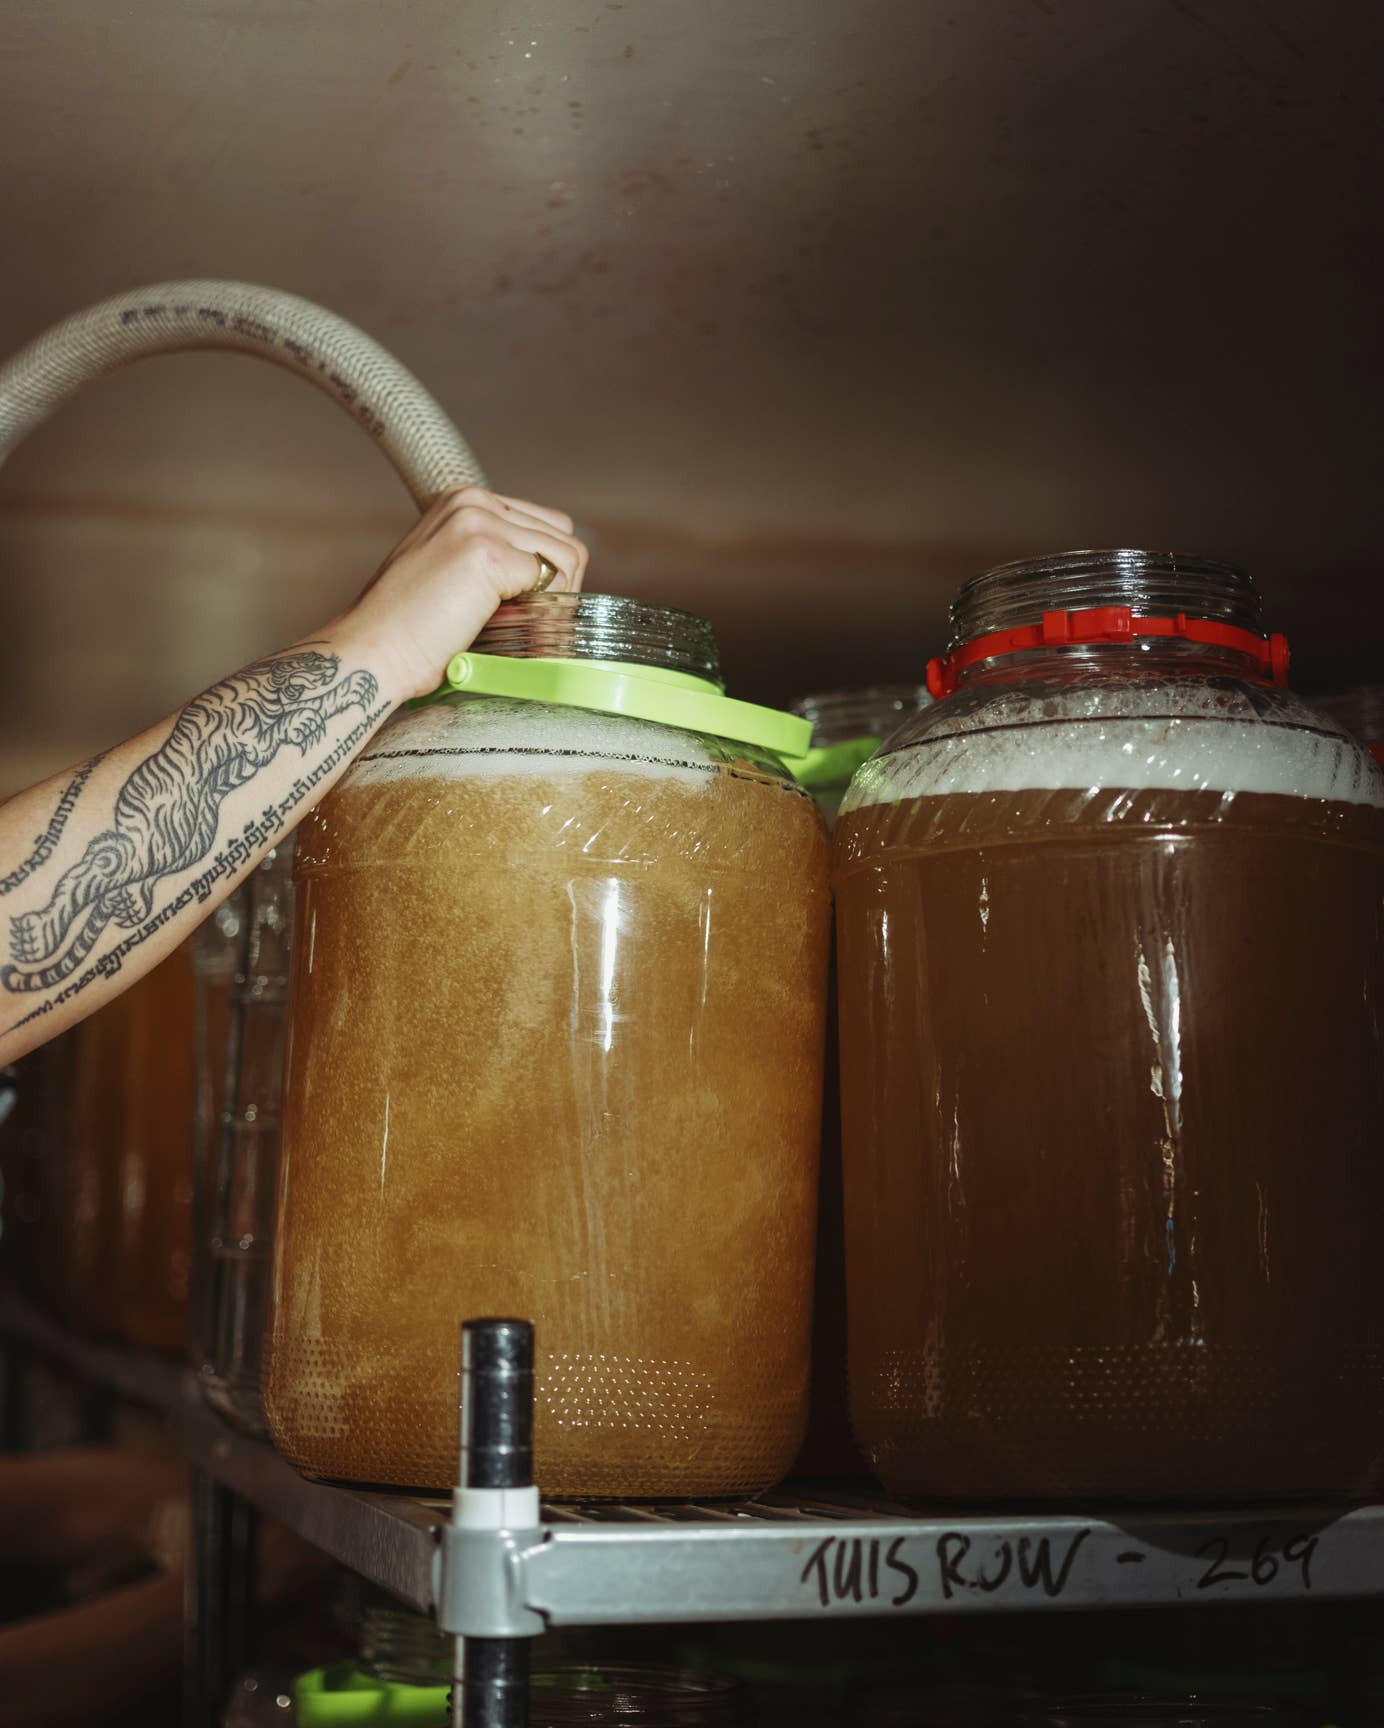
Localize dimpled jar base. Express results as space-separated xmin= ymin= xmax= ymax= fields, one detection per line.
xmin=266 ymin=1337 xmax=807 ymax=1497
xmin=265 ymin=701 xmax=830 ymax=1497
xmin=859 ymin=1340 xmax=1384 ymax=1504
xmin=835 ymin=777 xmax=1384 ymax=1504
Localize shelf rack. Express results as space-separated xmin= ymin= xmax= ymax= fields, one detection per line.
xmin=5 ymin=1292 xmax=1384 ymax=1726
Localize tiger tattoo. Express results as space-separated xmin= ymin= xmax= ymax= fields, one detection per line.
xmin=4 ymin=649 xmax=378 ymax=993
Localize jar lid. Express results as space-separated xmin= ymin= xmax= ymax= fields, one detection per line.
xmin=294 ymin=1664 xmax=446 ymax=1724
xmin=434 ymin=651 xmax=813 ymax=759
xmin=418 ymin=592 xmax=812 ymax=758
xmin=926 ymin=605 xmax=1291 ymax=700
xmin=789 ymin=684 xmax=931 ymax=787
xmin=787 ymin=734 xmax=884 ymax=789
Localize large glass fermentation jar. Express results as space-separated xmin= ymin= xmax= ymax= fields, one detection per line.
xmin=36 ymin=944 xmax=196 ymax=1344
xmin=116 ymin=941 xmax=198 ymax=1352
xmin=44 ymin=1002 xmax=122 ymax=1332
xmin=265 ymin=594 xmax=831 ymax=1495
xmin=202 ymin=844 xmax=294 ymax=1433
xmin=834 ymin=550 xmax=1384 ymax=1502
xmin=0 ymin=1041 xmax=64 ymax=1304
xmin=1314 ymin=683 xmax=1384 ymax=763
xmin=789 ymin=686 xmax=928 ymax=1482
xmin=192 ymin=895 xmax=242 ymax=1369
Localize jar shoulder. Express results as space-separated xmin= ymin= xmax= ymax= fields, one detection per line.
xmin=843 ymin=674 xmax=1384 ymax=813
xmin=301 ymin=697 xmax=829 ymax=877
xmin=349 ymin=695 xmax=797 ymax=785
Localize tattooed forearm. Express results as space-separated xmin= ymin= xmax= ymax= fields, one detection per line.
xmin=0 ymin=753 xmax=107 ymax=897
xmin=11 ymin=697 xmax=389 ymax=1030
xmin=3 ymin=649 xmax=381 ymax=996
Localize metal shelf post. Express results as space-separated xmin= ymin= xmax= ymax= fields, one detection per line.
xmin=451 ymin=1318 xmax=541 ymax=1728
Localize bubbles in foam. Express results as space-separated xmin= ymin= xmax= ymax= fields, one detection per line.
xmin=346 ymin=698 xmax=718 ymax=790
xmin=845 ymin=680 xmax=1384 ymax=811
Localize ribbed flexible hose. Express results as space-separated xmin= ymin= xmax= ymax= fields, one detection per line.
xmin=0 ymin=278 xmax=485 ymax=505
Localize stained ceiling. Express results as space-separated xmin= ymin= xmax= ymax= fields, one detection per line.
xmin=1 ymin=0 xmax=1381 ymax=790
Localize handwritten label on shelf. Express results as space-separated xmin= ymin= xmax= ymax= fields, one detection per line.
xmin=796 ymin=1522 xmax=1326 ymax=1612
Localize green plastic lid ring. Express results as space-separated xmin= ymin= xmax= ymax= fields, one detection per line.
xmin=294 ymin=1664 xmax=448 ymax=1725
xmin=785 ymin=734 xmax=882 ymax=791
xmin=437 ymin=652 xmax=813 ymax=760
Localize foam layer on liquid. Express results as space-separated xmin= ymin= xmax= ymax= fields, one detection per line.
xmin=844 ymin=683 xmax=1384 ymax=811
xmin=267 ymin=724 xmax=831 ymax=1495
xmin=346 ymin=698 xmax=728 ymax=790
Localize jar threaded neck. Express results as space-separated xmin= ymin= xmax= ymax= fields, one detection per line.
xmin=951 ymin=549 xmax=1263 ymax=648
xmin=792 ymin=684 xmax=930 ymax=746
xmin=474 ymin=593 xmax=722 ymax=686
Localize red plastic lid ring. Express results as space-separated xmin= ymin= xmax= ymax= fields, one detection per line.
xmin=926 ymin=606 xmax=1291 ymax=700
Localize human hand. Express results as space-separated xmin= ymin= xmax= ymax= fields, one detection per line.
xmin=340 ymin=485 xmax=589 ymax=703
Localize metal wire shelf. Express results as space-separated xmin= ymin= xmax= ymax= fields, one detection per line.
xmin=7 ymin=1295 xmax=1384 ymax=1726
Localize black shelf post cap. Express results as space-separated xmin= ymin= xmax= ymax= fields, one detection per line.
xmin=460 ymin=1318 xmax=534 ymax=1491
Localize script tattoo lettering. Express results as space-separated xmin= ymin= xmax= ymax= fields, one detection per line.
xmin=3 ymin=649 xmax=378 ymax=994
xmin=10 ymin=700 xmax=387 ymax=1032
xmin=0 ymin=752 xmax=106 ymax=897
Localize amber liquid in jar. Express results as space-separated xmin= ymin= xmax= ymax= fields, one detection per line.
xmin=45 ymin=1012 xmax=120 ymax=1332
xmin=836 ymin=775 xmax=1384 ymax=1501
xmin=117 ymin=942 xmax=197 ymax=1353
xmin=39 ymin=945 xmax=196 ymax=1344
xmin=265 ymin=701 xmax=829 ymax=1495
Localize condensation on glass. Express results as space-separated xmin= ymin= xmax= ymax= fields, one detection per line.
xmin=834 ymin=550 xmax=1384 ymax=1501
xmin=265 ymin=595 xmax=831 ymax=1495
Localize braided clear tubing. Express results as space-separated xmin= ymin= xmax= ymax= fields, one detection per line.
xmin=0 ymin=278 xmax=486 ymax=505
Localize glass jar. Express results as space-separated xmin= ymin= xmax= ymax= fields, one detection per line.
xmin=1313 ymin=683 xmax=1384 ymax=761
xmin=788 ymin=686 xmax=928 ymax=1483
xmin=44 ymin=1002 xmax=122 ymax=1332
xmin=834 ymin=549 xmax=1384 ymax=1501
xmin=0 ymin=1062 xmax=21 ymax=1291
xmin=0 ymin=1044 xmax=57 ymax=1302
xmin=358 ymin=1598 xmax=451 ymax=1687
xmin=193 ymin=895 xmax=244 ymax=1370
xmin=116 ymin=941 xmax=198 ymax=1352
xmin=291 ymin=1661 xmax=743 ymax=1728
xmin=530 ymin=1666 xmax=746 ymax=1727
xmin=793 ymin=688 xmax=930 ymax=827
xmin=203 ymin=843 xmax=295 ymax=1432
xmin=265 ymin=594 xmax=831 ymax=1495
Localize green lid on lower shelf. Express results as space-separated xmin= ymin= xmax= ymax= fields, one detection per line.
xmin=294 ymin=1664 xmax=447 ymax=1726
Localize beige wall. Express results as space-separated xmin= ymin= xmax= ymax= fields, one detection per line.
xmin=3 ymin=0 xmax=1382 ymax=792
